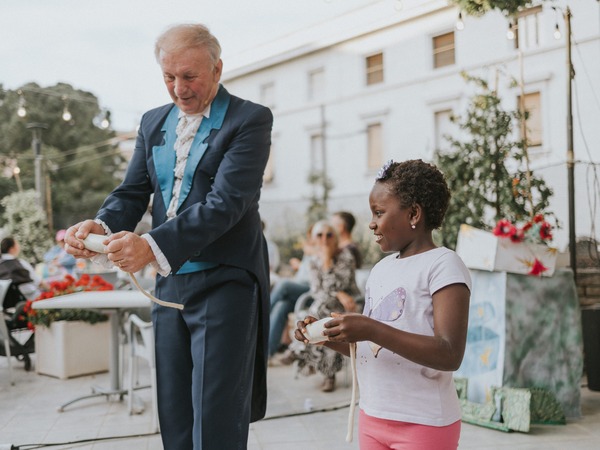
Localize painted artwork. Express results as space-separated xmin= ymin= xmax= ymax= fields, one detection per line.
xmin=456 ymin=271 xmax=507 ymax=405
xmin=456 ymin=268 xmax=583 ymax=419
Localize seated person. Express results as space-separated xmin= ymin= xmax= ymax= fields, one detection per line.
xmin=286 ymin=220 xmax=360 ymax=392
xmin=43 ymin=229 xmax=77 ymax=281
xmin=331 ymin=210 xmax=362 ymax=269
xmin=0 ymin=237 xmax=48 ymax=303
xmin=268 ymin=225 xmax=316 ymax=359
xmin=262 ymin=220 xmax=281 ymax=287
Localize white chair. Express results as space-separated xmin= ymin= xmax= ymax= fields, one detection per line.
xmin=126 ymin=313 xmax=159 ymax=433
xmin=0 ymin=279 xmax=14 ymax=385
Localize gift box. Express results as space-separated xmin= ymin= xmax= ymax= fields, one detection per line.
xmin=455 ymin=224 xmax=558 ymax=277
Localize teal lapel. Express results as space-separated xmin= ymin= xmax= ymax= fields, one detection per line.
xmin=152 ymin=106 xmax=179 ymax=211
xmin=177 ymin=85 xmax=230 ymax=209
xmin=151 ymin=86 xmax=231 ymax=213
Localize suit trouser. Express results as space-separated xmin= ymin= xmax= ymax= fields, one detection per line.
xmin=152 ymin=265 xmax=259 ymax=450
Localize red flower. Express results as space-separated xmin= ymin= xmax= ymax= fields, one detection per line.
xmin=539 ymin=222 xmax=553 ymax=241
xmin=493 ymin=219 xmax=517 ymax=238
xmin=529 ymin=258 xmax=548 ymax=276
xmin=509 ymin=228 xmax=525 ymax=243
xmin=26 ymin=273 xmax=114 ymax=328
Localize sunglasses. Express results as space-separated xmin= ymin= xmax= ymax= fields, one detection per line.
xmin=316 ymin=232 xmax=334 ymax=239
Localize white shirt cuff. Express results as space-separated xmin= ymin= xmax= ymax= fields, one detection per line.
xmin=142 ymin=233 xmax=171 ymax=277
xmin=93 ymin=219 xmax=112 ymax=236
xmin=90 ymin=219 xmax=113 ymax=268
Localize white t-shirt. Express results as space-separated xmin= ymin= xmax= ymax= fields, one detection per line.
xmin=356 ymin=247 xmax=471 ymax=426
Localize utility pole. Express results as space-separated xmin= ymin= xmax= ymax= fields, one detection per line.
xmin=565 ymin=7 xmax=576 ymax=280
xmin=320 ymin=104 xmax=329 ymax=214
xmin=26 ymin=122 xmax=48 ymax=215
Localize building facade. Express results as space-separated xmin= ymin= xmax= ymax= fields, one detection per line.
xmin=222 ymin=0 xmax=600 ymax=252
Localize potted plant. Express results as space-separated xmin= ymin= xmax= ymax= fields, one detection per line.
xmin=456 ymin=214 xmax=558 ymax=277
xmin=23 ymin=273 xmax=113 ymax=329
xmin=23 ymin=273 xmax=115 ymax=379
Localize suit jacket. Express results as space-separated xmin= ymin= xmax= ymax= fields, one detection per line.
xmin=96 ymin=84 xmax=273 ymax=420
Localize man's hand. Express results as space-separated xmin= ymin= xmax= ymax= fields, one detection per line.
xmin=64 ymin=220 xmax=106 ymax=259
xmin=105 ymin=231 xmax=156 ymax=273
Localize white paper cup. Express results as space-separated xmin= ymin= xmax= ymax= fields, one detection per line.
xmin=304 ymin=317 xmax=333 ymax=344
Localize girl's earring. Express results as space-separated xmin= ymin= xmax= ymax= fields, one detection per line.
xmin=411 ymin=224 xmax=416 ymax=229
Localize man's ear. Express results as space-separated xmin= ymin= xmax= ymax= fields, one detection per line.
xmin=214 ymin=59 xmax=223 ymax=81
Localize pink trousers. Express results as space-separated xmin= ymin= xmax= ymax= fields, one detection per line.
xmin=358 ymin=409 xmax=461 ymax=450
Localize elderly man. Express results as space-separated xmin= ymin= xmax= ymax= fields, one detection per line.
xmin=65 ymin=23 xmax=272 ymax=450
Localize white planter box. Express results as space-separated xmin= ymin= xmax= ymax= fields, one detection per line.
xmin=456 ymin=224 xmax=558 ymax=277
xmin=35 ymin=320 xmax=110 ymax=379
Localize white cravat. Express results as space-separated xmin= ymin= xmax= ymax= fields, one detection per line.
xmin=166 ymin=111 xmax=204 ymax=219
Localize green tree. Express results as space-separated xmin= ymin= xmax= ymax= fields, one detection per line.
xmin=306 ymin=169 xmax=333 ymax=225
xmin=1 ymin=190 xmax=53 ymax=263
xmin=451 ymin=0 xmax=537 ymax=16
xmin=0 ymin=83 xmax=125 ymax=230
xmin=434 ymin=74 xmax=555 ymax=248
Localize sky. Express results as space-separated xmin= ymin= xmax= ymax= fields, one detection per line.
xmin=1 ymin=0 xmax=380 ymax=131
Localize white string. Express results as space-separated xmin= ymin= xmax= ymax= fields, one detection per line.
xmin=128 ymin=271 xmax=184 ymax=310
xmin=346 ymin=342 xmax=358 ymax=443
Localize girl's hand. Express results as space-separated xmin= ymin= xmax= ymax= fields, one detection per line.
xmin=294 ymin=316 xmax=317 ymax=343
xmin=323 ymin=312 xmax=374 ymax=343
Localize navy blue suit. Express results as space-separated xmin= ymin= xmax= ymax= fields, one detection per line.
xmin=96 ymin=85 xmax=272 ymax=449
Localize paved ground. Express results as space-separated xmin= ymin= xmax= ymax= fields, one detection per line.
xmin=2 ymin=344 xmax=600 ymax=449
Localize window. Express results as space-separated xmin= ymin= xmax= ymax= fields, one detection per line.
xmin=367 ymin=123 xmax=383 ymax=171
xmin=308 ymin=68 xmax=325 ymax=101
xmin=263 ymin=146 xmax=275 ymax=184
xmin=260 ymin=82 xmax=275 ymax=109
xmin=433 ymin=32 xmax=455 ymax=68
xmin=434 ymin=109 xmax=454 ymax=151
xmin=518 ymin=92 xmax=542 ymax=147
xmin=514 ymin=6 xmax=543 ymax=50
xmin=366 ymin=52 xmax=384 ymax=85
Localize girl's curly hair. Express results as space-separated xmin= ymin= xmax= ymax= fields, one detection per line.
xmin=376 ymin=159 xmax=451 ymax=229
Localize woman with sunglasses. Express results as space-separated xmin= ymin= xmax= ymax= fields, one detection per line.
xmin=291 ymin=219 xmax=360 ymax=392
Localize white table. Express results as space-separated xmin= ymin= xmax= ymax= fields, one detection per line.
xmin=32 ymin=290 xmax=151 ymax=411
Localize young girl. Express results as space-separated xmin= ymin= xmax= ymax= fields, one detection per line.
xmin=295 ymin=160 xmax=471 ymax=449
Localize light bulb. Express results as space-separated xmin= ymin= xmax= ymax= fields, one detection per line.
xmin=62 ymin=107 xmax=72 ymax=122
xmin=554 ymin=23 xmax=561 ymax=40
xmin=17 ymin=93 xmax=27 ymax=117
xmin=13 ymin=166 xmax=20 ymax=175
xmin=456 ymin=12 xmax=465 ymax=31
xmin=506 ymin=24 xmax=515 ymax=40
xmin=101 ymin=117 xmax=110 ymax=129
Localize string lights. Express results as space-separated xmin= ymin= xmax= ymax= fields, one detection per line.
xmin=455 ymin=11 xmax=465 ymax=31
xmin=506 ymin=22 xmax=516 ymax=40
xmin=61 ymin=95 xmax=72 ymax=122
xmin=5 ymin=86 xmax=111 ymax=129
xmin=17 ymin=90 xmax=27 ymax=118
xmin=552 ymin=7 xmax=562 ymax=40
xmin=553 ymin=23 xmax=561 ymax=40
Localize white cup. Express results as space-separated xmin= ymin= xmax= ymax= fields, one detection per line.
xmin=304 ymin=317 xmax=333 ymax=344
